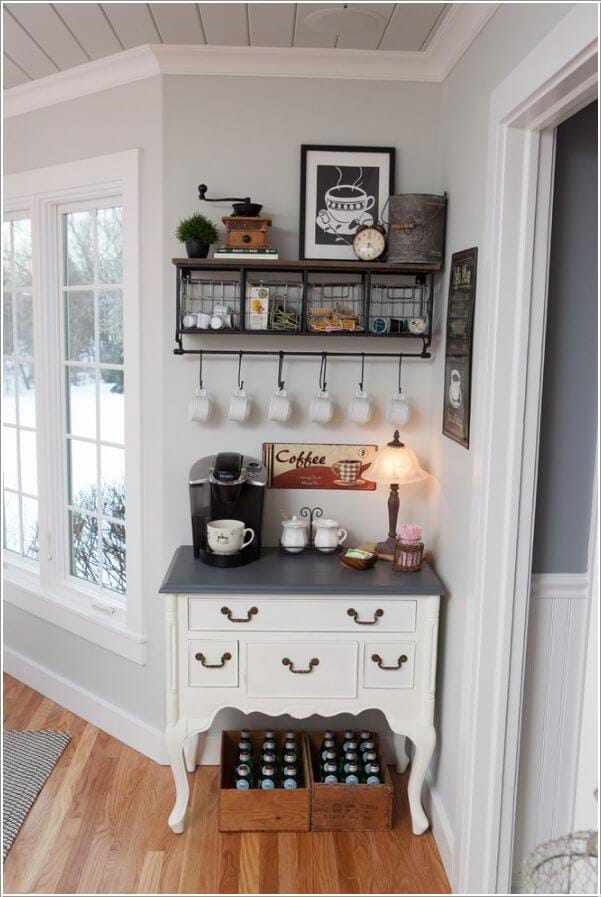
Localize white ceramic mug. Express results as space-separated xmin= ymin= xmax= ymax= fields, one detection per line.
xmin=188 ymin=387 xmax=211 ymax=422
xmin=228 ymin=387 xmax=251 ymax=422
xmin=268 ymin=387 xmax=292 ymax=422
xmin=313 ymin=519 xmax=348 ymax=553
xmin=348 ymin=387 xmax=373 ymax=424
xmin=386 ymin=391 xmax=410 ymax=425
xmin=196 ymin=311 xmax=211 ymax=330
xmin=207 ymin=519 xmax=255 ymax=555
xmin=310 ymin=389 xmax=334 ymax=423
xmin=182 ymin=312 xmax=197 ymax=329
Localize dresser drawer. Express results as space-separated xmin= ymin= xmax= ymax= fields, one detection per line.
xmin=246 ymin=641 xmax=358 ymax=698
xmin=363 ymin=642 xmax=415 ymax=689
xmin=188 ymin=640 xmax=239 ymax=688
xmin=188 ymin=598 xmax=416 ymax=632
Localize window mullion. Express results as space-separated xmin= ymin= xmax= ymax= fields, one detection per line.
xmin=93 ymin=210 xmax=104 ymax=589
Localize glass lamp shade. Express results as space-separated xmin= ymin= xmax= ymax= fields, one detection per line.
xmin=364 ymin=438 xmax=429 ymax=486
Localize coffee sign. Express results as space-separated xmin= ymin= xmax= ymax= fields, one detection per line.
xmin=263 ymin=443 xmax=377 ymax=490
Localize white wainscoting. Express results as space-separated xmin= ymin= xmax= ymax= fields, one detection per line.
xmin=512 ymin=572 xmax=592 ymax=893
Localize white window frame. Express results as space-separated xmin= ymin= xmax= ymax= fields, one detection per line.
xmin=3 ymin=150 xmax=145 ymax=664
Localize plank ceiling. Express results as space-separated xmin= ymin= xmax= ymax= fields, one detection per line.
xmin=3 ymin=3 xmax=451 ymax=89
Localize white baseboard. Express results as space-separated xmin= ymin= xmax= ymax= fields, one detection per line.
xmin=3 ymin=647 xmax=168 ymax=764
xmin=424 ymin=773 xmax=455 ymax=883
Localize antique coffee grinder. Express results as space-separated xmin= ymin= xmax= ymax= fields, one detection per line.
xmin=198 ymin=183 xmax=272 ymax=250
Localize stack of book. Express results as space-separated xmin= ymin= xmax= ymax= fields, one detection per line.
xmin=213 ymin=247 xmax=279 ymax=261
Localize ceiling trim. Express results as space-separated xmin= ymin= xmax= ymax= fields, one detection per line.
xmin=3 ymin=4 xmax=498 ymax=119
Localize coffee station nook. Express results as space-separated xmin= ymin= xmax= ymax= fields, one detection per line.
xmin=160 ymin=168 xmax=450 ymax=839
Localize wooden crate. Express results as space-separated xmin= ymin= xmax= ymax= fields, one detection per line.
xmin=306 ymin=732 xmax=393 ymax=831
xmin=218 ymin=730 xmax=311 ymax=832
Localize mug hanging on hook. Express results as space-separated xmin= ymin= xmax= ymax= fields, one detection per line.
xmin=228 ymin=350 xmax=252 ymax=422
xmin=269 ymin=351 xmax=292 ymax=422
xmin=386 ymin=354 xmax=410 ymax=424
xmin=348 ymin=352 xmax=372 ymax=424
xmin=310 ymin=352 xmax=334 ymax=423
xmin=189 ymin=351 xmax=212 ymax=422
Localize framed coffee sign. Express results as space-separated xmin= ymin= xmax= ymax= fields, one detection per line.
xmin=263 ymin=443 xmax=378 ymax=490
xmin=299 ymin=145 xmax=395 ymax=260
xmin=442 ymin=247 xmax=478 ymax=448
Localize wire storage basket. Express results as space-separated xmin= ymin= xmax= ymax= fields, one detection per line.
xmin=369 ymin=278 xmax=429 ymax=336
xmin=307 ymin=281 xmax=364 ymax=333
xmin=245 ymin=279 xmax=302 ymax=332
xmin=181 ymin=275 xmax=239 ymax=331
xmin=524 ymin=830 xmax=598 ymax=894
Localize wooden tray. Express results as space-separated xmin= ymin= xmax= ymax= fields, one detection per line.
xmin=218 ymin=730 xmax=311 ymax=832
xmin=306 ymin=732 xmax=393 ymax=831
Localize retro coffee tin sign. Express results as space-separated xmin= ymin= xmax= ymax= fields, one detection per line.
xmin=263 ymin=443 xmax=377 ymax=490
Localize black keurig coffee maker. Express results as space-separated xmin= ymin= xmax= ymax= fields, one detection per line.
xmin=189 ymin=452 xmax=267 ymax=566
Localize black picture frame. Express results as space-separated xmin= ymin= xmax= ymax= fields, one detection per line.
xmin=442 ymin=247 xmax=478 ymax=448
xmin=299 ymin=144 xmax=395 ymax=260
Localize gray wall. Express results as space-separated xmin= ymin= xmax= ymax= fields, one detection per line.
xmin=532 ymin=101 xmax=598 ymax=573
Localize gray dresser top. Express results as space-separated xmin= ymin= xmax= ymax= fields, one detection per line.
xmin=159 ymin=546 xmax=446 ymax=596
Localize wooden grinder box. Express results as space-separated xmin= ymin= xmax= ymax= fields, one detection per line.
xmin=218 ymin=730 xmax=311 ymax=832
xmin=306 ymin=732 xmax=393 ymax=831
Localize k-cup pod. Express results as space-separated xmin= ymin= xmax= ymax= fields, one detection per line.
xmin=196 ymin=311 xmax=211 ymax=329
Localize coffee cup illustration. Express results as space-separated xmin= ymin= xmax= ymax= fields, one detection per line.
xmin=325 ymin=185 xmax=375 ymax=225
xmin=449 ymin=369 xmax=462 ymax=408
xmin=333 ymin=459 xmax=362 ymax=484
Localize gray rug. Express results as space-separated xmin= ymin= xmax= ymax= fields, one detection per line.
xmin=3 ymin=730 xmax=71 ymax=860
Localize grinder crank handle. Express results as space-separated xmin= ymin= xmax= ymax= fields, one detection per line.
xmin=198 ymin=184 xmax=250 ymax=203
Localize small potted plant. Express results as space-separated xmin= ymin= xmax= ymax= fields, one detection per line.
xmin=176 ymin=213 xmax=219 ymax=259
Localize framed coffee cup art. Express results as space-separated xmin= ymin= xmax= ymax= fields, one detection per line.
xmin=299 ymin=145 xmax=395 ymax=260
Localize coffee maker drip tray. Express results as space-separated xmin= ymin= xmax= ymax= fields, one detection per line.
xmin=196 ymin=545 xmax=257 ymax=568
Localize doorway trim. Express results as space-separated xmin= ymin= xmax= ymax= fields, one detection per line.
xmin=454 ymin=6 xmax=598 ymax=893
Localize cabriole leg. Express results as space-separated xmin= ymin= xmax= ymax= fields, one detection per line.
xmin=183 ymin=733 xmax=200 ymax=772
xmin=166 ymin=725 xmax=189 ymax=834
xmin=407 ymin=724 xmax=436 ymax=835
xmin=393 ymin=733 xmax=410 ymax=774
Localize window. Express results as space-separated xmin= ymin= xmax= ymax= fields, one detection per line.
xmin=2 ymin=216 xmax=38 ymax=562
xmin=3 ymin=151 xmax=144 ymax=662
xmin=61 ymin=204 xmax=126 ymax=596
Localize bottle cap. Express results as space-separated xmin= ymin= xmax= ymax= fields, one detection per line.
xmin=237 ymin=764 xmax=250 ymax=775
xmin=262 ymin=764 xmax=275 ymax=776
xmin=285 ymin=730 xmax=296 ymax=739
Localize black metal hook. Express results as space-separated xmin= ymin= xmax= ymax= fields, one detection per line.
xmin=319 ymin=352 xmax=328 ymax=392
xmin=358 ymin=352 xmax=366 ymax=392
xmin=198 ymin=350 xmax=204 ymax=390
xmin=398 ymin=354 xmax=403 ymax=393
xmin=237 ymin=350 xmax=244 ymax=390
xmin=277 ymin=351 xmax=285 ymax=391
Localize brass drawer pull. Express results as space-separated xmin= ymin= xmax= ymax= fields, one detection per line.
xmin=221 ymin=606 xmax=258 ymax=623
xmin=195 ymin=652 xmax=231 ymax=668
xmin=282 ymin=657 xmax=320 ymax=674
xmin=347 ymin=607 xmax=384 ymax=625
xmin=371 ymin=653 xmax=408 ymax=670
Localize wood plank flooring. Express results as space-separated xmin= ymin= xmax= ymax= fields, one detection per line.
xmin=3 ymin=674 xmax=450 ymax=894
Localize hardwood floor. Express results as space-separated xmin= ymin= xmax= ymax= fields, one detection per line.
xmin=3 ymin=674 xmax=450 ymax=894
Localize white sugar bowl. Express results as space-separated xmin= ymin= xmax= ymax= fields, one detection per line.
xmin=280 ymin=516 xmax=309 ymax=553
xmin=313 ymin=518 xmax=348 ymax=553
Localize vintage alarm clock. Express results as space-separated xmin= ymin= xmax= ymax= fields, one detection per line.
xmin=352 ymin=223 xmax=387 ymax=262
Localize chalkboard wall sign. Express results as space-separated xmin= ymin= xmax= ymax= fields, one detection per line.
xmin=442 ymin=247 xmax=478 ymax=448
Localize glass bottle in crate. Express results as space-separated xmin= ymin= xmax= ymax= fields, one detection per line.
xmin=362 ymin=750 xmax=378 ymax=772
xmin=319 ymin=730 xmax=335 ymax=756
xmin=262 ymin=736 xmax=276 ymax=756
xmin=341 ymin=730 xmax=356 ymax=752
xmin=283 ymin=738 xmax=298 ymax=764
xmin=358 ymin=730 xmax=372 ymax=752
xmin=360 ymin=738 xmax=376 ymax=757
xmin=321 ymin=761 xmax=339 ymax=784
xmin=320 ymin=748 xmax=338 ymax=776
xmin=344 ymin=762 xmax=361 ymax=785
xmin=363 ymin=761 xmax=382 ymax=785
xmin=258 ymin=763 xmax=277 ymax=789
xmin=235 ymin=762 xmax=253 ymax=790
xmin=339 ymin=751 xmax=360 ymax=777
xmin=281 ymin=764 xmax=299 ymax=790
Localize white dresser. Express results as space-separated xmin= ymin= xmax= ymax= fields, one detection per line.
xmin=160 ymin=547 xmax=445 ymax=835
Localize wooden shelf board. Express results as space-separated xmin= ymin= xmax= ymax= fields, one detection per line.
xmin=172 ymin=257 xmax=442 ymax=273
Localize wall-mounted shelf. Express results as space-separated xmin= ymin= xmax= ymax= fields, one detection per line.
xmin=173 ymin=257 xmax=441 ymax=358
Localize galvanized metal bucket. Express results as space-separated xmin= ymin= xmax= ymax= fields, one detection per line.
xmin=387 ymin=194 xmax=447 ymax=266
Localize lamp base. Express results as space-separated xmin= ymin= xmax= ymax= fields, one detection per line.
xmin=375 ymin=536 xmax=398 ymax=557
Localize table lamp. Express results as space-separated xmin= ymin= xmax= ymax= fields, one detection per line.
xmin=363 ymin=430 xmax=429 ymax=555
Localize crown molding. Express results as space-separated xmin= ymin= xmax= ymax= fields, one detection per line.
xmin=3 ymin=4 xmax=498 ymax=119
